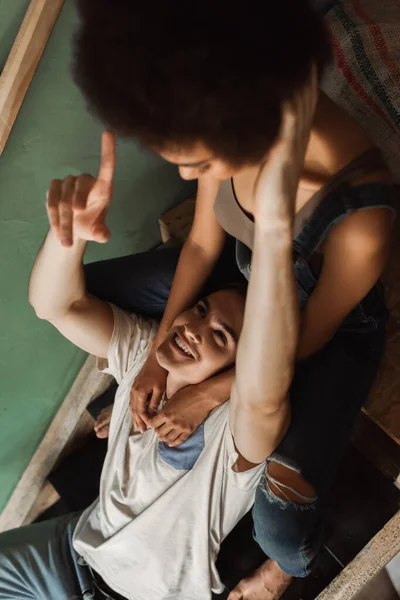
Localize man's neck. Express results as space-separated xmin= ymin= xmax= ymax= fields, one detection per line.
xmin=165 ymin=374 xmax=187 ymax=399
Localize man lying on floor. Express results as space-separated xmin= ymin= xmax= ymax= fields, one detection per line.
xmin=0 ymin=107 xmax=301 ymax=599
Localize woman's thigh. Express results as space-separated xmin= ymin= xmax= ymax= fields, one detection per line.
xmin=270 ymin=324 xmax=386 ymax=495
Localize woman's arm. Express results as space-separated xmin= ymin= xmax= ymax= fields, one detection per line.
xmin=153 ymin=175 xmax=226 ymax=349
xmin=130 ymin=174 xmax=228 ymax=429
xmin=145 ymin=366 xmax=234 ymax=446
xmin=296 ymin=206 xmax=393 ymax=361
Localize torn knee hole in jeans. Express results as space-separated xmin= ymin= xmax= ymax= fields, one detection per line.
xmin=265 ymin=461 xmax=317 ymax=505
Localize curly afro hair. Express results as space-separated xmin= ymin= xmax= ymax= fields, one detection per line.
xmin=73 ymin=0 xmax=331 ymax=167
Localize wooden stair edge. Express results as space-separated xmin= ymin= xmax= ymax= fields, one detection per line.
xmin=316 ymin=510 xmax=400 ymax=600
xmin=0 ymin=355 xmax=112 ymax=532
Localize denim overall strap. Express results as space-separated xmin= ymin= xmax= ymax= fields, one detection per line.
xmin=294 ymin=148 xmax=396 ymax=259
xmin=294 ymin=182 xmax=396 ymax=260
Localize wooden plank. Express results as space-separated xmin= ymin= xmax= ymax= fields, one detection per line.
xmin=0 ymin=355 xmax=112 ymax=532
xmin=317 ymin=511 xmax=400 ymax=600
xmin=22 ymin=480 xmax=60 ymax=525
xmin=0 ymin=0 xmax=65 ymax=154
xmin=55 ymin=409 xmax=95 ymax=466
xmin=323 ymin=445 xmax=400 ymax=572
xmin=159 ymin=196 xmax=196 ymax=243
xmin=20 ymin=411 xmax=95 ymax=525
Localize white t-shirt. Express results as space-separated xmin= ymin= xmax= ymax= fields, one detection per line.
xmin=73 ymin=305 xmax=265 ymax=600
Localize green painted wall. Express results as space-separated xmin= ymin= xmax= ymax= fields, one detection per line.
xmin=0 ymin=1 xmax=191 ymax=513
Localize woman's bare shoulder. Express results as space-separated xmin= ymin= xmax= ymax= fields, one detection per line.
xmin=327 ymin=205 xmax=393 ymax=257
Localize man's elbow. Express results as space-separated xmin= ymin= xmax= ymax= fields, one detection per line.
xmin=236 ymin=373 xmax=293 ymax=413
xmin=236 ymin=384 xmax=289 ymax=416
xmin=29 ymin=293 xmax=74 ymax=322
xmin=245 ymin=396 xmax=289 ymax=416
xmin=29 ymin=298 xmax=57 ymax=322
xmin=29 ymin=291 xmax=47 ymax=320
xmin=28 ymin=286 xmax=52 ymax=320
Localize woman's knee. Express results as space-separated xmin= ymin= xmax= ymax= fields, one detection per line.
xmin=252 ymin=461 xmax=322 ymax=577
xmin=265 ymin=461 xmax=317 ymax=505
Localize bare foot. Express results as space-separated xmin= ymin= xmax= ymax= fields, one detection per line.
xmin=93 ymin=405 xmax=113 ymax=439
xmin=228 ymin=559 xmax=292 ymax=600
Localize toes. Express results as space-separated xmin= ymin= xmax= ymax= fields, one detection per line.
xmin=95 ymin=424 xmax=109 ymax=439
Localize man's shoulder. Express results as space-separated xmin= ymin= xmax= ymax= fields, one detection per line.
xmin=106 ymin=305 xmax=157 ymax=382
xmin=111 ymin=304 xmax=157 ymax=345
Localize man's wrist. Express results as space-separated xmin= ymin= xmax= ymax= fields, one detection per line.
xmin=47 ymin=228 xmax=88 ymax=259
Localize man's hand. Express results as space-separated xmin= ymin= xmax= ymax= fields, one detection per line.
xmin=254 ymin=66 xmax=318 ymax=227
xmin=46 ymin=130 xmax=116 ymax=247
xmin=130 ymin=353 xmax=168 ymax=433
xmin=145 ymin=385 xmax=214 ymax=447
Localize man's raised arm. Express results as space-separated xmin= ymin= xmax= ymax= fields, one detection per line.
xmin=29 ymin=132 xmax=117 ymax=358
xmin=230 ymin=74 xmax=317 ymax=465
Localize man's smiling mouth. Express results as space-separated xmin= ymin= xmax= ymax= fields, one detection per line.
xmin=173 ymin=333 xmax=195 ymax=358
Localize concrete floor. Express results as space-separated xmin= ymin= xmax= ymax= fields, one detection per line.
xmin=387 ymin=553 xmax=400 ymax=597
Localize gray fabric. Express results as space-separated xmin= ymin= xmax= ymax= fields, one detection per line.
xmin=321 ymin=0 xmax=400 ymax=181
xmin=0 ymin=513 xmax=93 ymax=600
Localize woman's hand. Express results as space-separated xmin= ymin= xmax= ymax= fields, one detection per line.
xmin=46 ymin=130 xmax=116 ymax=246
xmin=93 ymin=405 xmax=114 ymax=439
xmin=145 ymin=384 xmax=215 ymax=447
xmin=130 ymin=352 xmax=168 ymax=433
xmin=254 ymin=67 xmax=318 ymax=227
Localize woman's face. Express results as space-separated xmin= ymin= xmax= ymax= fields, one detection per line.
xmin=156 ymin=290 xmax=245 ymax=385
xmin=159 ymin=142 xmax=244 ymax=181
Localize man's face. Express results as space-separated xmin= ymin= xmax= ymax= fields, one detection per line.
xmin=157 ymin=290 xmax=245 ymax=385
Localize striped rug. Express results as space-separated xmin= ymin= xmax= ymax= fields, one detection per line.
xmin=321 ymin=0 xmax=400 ymax=181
